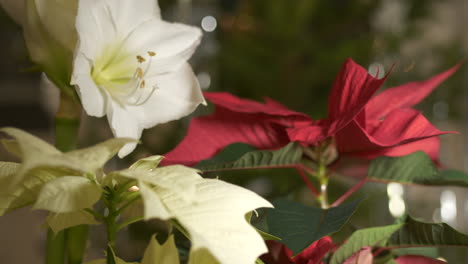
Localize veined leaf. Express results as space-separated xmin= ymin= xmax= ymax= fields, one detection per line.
xmin=47 ymin=210 xmax=100 ymax=234
xmin=130 ymin=155 xmax=164 ymax=171
xmin=196 ymin=142 xmax=303 ymax=172
xmin=387 ymin=216 xmax=468 ymax=248
xmin=330 ymin=224 xmax=403 ymax=264
xmin=141 ymin=235 xmax=179 ymax=264
xmin=33 ymin=176 xmax=102 ymax=213
xmin=267 ymin=198 xmax=362 ymax=254
xmin=0 ymin=162 xmax=20 ymax=187
xmin=0 ymin=168 xmax=57 ymax=215
xmin=368 ymin=151 xmax=468 ymax=187
xmin=145 ymin=178 xmax=272 ymax=264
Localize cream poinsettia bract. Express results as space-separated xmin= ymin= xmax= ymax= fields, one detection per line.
xmin=113 ymin=157 xmax=273 ymax=264
xmin=72 ymin=0 xmax=205 ymax=157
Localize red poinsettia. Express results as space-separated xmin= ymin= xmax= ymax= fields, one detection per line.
xmin=162 ymin=58 xmax=460 ymax=166
xmin=261 ymin=239 xmax=446 ymax=264
xmin=261 ymin=237 xmax=334 ymax=264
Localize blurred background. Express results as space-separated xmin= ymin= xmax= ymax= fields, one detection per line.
xmin=0 ymin=0 xmax=467 ymax=262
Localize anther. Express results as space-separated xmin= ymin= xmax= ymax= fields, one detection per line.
xmin=136 ymin=67 xmax=144 ymax=79
xmin=136 ymin=55 xmax=145 ymax=63
xmin=148 ymin=51 xmax=156 ymax=57
xmin=140 ymin=80 xmax=146 ymax=89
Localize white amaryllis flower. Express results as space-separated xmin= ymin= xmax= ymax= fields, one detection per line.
xmin=72 ymin=0 xmax=205 ymax=157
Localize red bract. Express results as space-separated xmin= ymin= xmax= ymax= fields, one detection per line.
xmin=162 ymin=58 xmax=459 ymax=166
xmin=261 ymin=237 xmax=334 ymax=264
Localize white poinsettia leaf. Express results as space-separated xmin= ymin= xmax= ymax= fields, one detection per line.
xmin=115 ymin=165 xmax=200 ymax=201
xmin=0 ymin=167 xmax=57 ymax=216
xmin=141 ymin=235 xmax=179 ymax=264
xmin=33 ymin=176 xmax=102 ymax=213
xmin=129 ymin=155 xmax=164 ymax=171
xmin=0 ymin=139 xmax=22 ymax=158
xmin=64 ymin=137 xmax=136 ymax=172
xmin=149 ymin=178 xmax=272 ymax=264
xmin=188 ymin=248 xmax=220 ymax=264
xmin=0 ymin=161 xmax=20 ymax=188
xmin=47 ymin=210 xmax=100 ymax=234
xmin=139 ymin=181 xmax=171 ymax=221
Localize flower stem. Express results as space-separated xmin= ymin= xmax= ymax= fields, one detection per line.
xmin=105 ymin=189 xmax=120 ymax=264
xmin=46 ymin=93 xmax=83 ymax=264
xmin=317 ymin=163 xmax=329 ymax=209
xmin=331 ymin=177 xmax=366 ymax=207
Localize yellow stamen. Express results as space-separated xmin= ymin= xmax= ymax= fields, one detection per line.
xmin=136 ymin=55 xmax=145 ymax=63
xmin=148 ymin=51 xmax=156 ymax=57
xmin=140 ymin=80 xmax=146 ymax=88
xmin=136 ymin=67 xmax=144 ymax=79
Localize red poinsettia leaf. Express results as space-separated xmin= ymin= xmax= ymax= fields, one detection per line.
xmin=204 ymin=92 xmax=311 ymax=121
xmin=293 ymin=236 xmax=334 ymax=264
xmin=343 ymin=247 xmax=373 ymax=264
xmin=335 ymin=108 xmax=452 ymax=157
xmin=395 ymin=255 xmax=446 ymax=264
xmin=286 ymin=121 xmax=327 ymax=146
xmin=161 ymin=107 xmax=290 ymax=166
xmin=366 ymin=63 xmax=461 ymax=120
xmin=351 ymin=137 xmax=441 ymax=161
xmin=326 ymin=58 xmax=387 ymax=137
xmin=261 ymin=240 xmax=295 ymax=264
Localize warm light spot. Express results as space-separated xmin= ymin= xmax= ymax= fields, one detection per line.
xmin=387 ymin=183 xmax=404 ymax=198
xmin=201 ymin=16 xmax=217 ymax=32
xmin=441 ymin=190 xmax=457 ymax=222
xmin=128 ymin=185 xmax=140 ymax=192
xmin=389 ymin=196 xmax=406 ymax=217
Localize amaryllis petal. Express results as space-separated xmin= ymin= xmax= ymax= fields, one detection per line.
xmin=161 ymin=108 xmax=290 ymax=166
xmin=395 ymin=255 xmax=446 ymax=264
xmin=73 ymin=0 xmax=204 ymax=157
xmin=326 ymin=58 xmax=387 ymax=137
xmin=366 ymin=63 xmax=461 ymax=120
xmin=335 ymin=108 xmax=451 ymax=155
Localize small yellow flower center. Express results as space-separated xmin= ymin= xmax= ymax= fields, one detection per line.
xmin=91 ymin=43 xmax=157 ymax=106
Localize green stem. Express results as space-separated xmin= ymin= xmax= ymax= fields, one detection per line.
xmin=46 ymin=230 xmax=66 ymax=264
xmin=105 ymin=191 xmax=119 ymax=264
xmin=116 ymin=216 xmax=144 ymax=231
xmin=315 ymin=144 xmax=330 ymax=209
xmin=47 ymin=93 xmax=83 ymax=264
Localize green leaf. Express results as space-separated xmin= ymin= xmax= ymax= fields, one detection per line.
xmin=47 ymin=210 xmax=100 ymax=234
xmin=330 ymin=224 xmax=403 ymax=264
xmin=142 ymin=235 xmax=179 ymax=264
xmin=387 ymin=216 xmax=468 ymax=248
xmin=267 ymin=198 xmax=362 ymax=254
xmin=246 ymin=212 xmax=281 ymax=241
xmin=195 ymin=142 xmax=303 ymax=172
xmin=33 ymin=176 xmax=102 ymax=213
xmin=196 ymin=143 xmax=256 ymax=168
xmin=392 ymin=247 xmax=439 ymax=258
xmin=368 ymin=151 xmax=468 ymax=187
